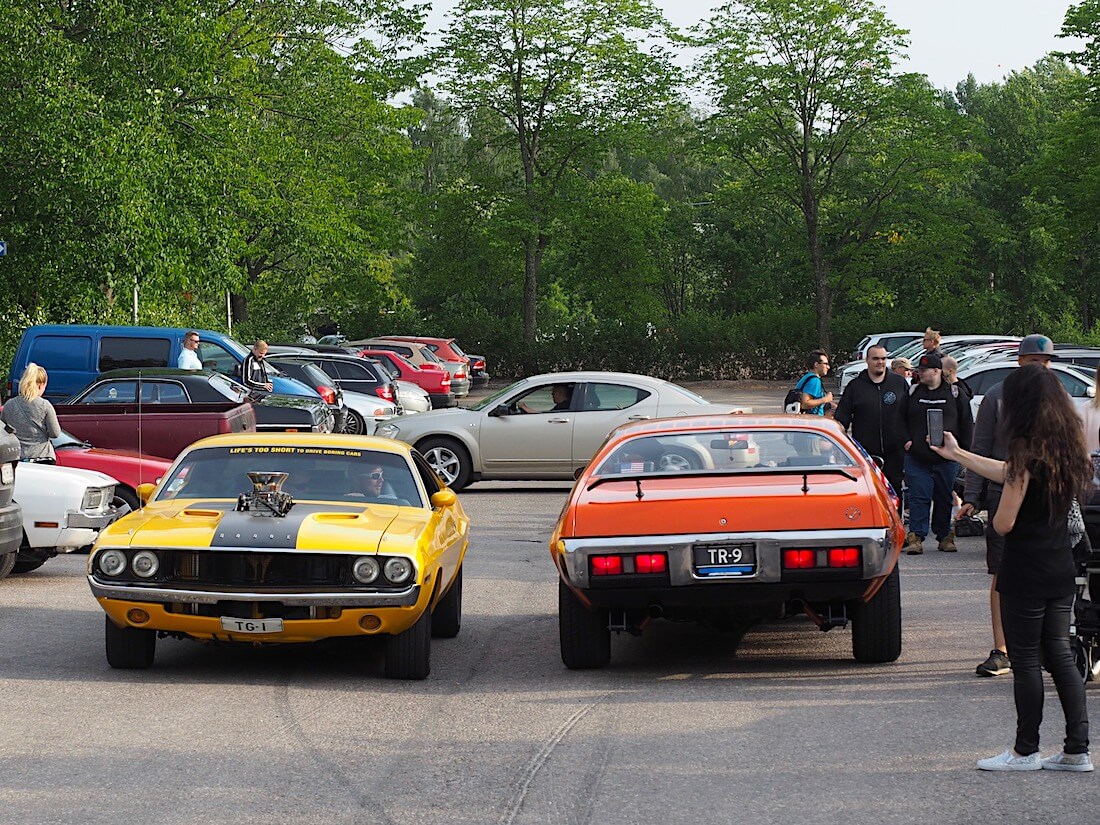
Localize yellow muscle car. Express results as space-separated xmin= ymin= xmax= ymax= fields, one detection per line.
xmin=87 ymin=432 xmax=469 ymax=679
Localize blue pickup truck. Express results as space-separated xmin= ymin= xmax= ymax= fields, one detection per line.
xmin=7 ymin=325 xmax=318 ymax=401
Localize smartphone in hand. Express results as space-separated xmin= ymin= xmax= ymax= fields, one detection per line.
xmin=927 ymin=408 xmax=944 ymax=448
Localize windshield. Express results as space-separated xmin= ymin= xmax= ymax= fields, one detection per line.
xmin=449 ymin=341 xmax=467 ymax=357
xmin=593 ymin=430 xmax=856 ymax=477
xmin=52 ymin=429 xmax=87 ymax=449
xmin=157 ymin=445 xmax=425 ymax=506
xmin=470 ymin=379 xmax=526 ymax=411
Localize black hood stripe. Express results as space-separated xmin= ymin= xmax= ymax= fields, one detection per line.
xmin=187 ymin=501 xmax=366 ymax=549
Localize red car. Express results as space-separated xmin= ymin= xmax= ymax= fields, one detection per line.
xmin=374 ymin=336 xmax=473 ymax=396
xmin=356 ymin=349 xmax=456 ymax=408
xmin=52 ymin=430 xmax=172 ymax=513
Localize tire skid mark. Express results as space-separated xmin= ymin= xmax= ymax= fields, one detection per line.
xmin=499 ymin=691 xmax=611 ymax=825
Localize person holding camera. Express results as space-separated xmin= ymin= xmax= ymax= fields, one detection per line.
xmin=931 ymin=365 xmax=1091 ymax=772
xmin=902 ymin=353 xmax=973 ymax=554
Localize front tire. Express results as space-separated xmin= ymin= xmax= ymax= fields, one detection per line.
xmin=432 ymin=566 xmax=463 ymax=639
xmin=418 ymin=437 xmax=472 ymax=490
xmin=113 ymin=486 xmax=141 ymax=516
xmin=559 ymin=579 xmax=611 ymax=669
xmin=105 ymin=615 xmax=156 ymax=669
xmin=343 ymin=408 xmax=366 ymax=435
xmin=384 ymin=609 xmax=431 ymax=679
xmin=850 ymin=565 xmax=902 ymax=663
xmin=0 ymin=551 xmax=16 ymax=580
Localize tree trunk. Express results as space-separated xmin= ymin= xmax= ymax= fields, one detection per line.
xmin=802 ymin=189 xmax=832 ymax=353
xmin=230 ymin=292 xmax=248 ymax=325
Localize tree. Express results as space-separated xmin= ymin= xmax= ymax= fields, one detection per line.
xmin=433 ymin=0 xmax=681 ymax=363
xmin=696 ymin=0 xmax=955 ymax=351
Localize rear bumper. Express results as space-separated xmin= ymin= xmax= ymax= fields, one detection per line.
xmin=450 ymin=378 xmax=471 ymax=397
xmin=471 ymin=372 xmax=490 ymax=388
xmin=429 ymin=392 xmax=457 ymax=408
xmin=558 ymin=528 xmax=896 ymax=607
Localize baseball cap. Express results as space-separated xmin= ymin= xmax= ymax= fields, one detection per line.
xmin=891 ymin=357 xmax=913 ymax=370
xmin=1018 ymin=334 xmax=1058 ymax=359
xmin=916 ymin=353 xmax=942 ymax=370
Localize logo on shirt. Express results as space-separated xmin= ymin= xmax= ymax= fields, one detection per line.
xmin=883 ymin=391 xmax=897 ymax=405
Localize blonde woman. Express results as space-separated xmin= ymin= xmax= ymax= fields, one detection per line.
xmin=0 ymin=363 xmax=61 ymax=463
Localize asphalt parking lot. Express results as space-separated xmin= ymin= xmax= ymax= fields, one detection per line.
xmin=1 ymin=381 xmax=1095 ymax=824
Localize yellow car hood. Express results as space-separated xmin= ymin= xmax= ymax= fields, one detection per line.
xmin=99 ymin=499 xmax=428 ymax=554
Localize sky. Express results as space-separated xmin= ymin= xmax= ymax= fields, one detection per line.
xmin=423 ymin=0 xmax=1083 ymax=91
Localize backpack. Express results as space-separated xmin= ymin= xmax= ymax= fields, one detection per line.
xmin=783 ymin=374 xmax=813 ymax=414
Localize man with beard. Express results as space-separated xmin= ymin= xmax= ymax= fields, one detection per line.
xmin=834 ymin=345 xmax=909 ymax=502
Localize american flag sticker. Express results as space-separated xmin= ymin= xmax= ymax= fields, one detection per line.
xmin=620 ymin=462 xmax=646 ymax=473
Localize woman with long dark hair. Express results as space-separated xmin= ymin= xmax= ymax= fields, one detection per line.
xmin=933 ymin=364 xmax=1092 ymax=771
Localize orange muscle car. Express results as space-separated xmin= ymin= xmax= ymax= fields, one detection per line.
xmin=550 ymin=415 xmax=905 ymax=669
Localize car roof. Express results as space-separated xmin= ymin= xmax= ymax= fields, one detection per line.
xmin=96 ymin=368 xmax=216 ymax=380
xmin=185 ymin=431 xmax=415 ymax=455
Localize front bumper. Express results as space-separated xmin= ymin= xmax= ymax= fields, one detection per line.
xmin=44 ymin=507 xmax=121 ymax=552
xmin=558 ymin=528 xmax=895 ymax=607
xmin=88 ymin=578 xmax=421 ymax=608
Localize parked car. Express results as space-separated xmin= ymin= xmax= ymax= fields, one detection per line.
xmin=376 ymin=371 xmax=751 ymax=490
xmin=0 ymin=427 xmax=23 ymax=579
xmin=12 ymin=463 xmax=120 ymax=573
xmin=54 ymin=379 xmax=256 ymax=461
xmin=355 ymin=338 xmax=471 ymax=397
xmin=87 ymin=432 xmax=469 ymax=679
xmin=7 ymin=325 xmax=318 ymax=401
xmin=849 ymin=331 xmax=923 ymax=362
xmin=837 ymin=335 xmax=1020 ymax=393
xmin=268 ymin=350 xmax=401 ymax=409
xmin=266 ymin=358 xmax=348 ymax=434
xmin=551 ymin=415 xmax=904 ymax=668
xmin=958 ymin=361 xmax=1096 ymax=420
xmin=67 ymin=369 xmax=334 ymax=436
xmin=356 ymin=348 xmax=456 ymax=408
xmin=52 ymin=429 xmax=173 ymax=514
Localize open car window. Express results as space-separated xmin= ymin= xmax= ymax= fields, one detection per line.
xmin=593 ymin=430 xmax=856 ymax=477
xmin=157 ymin=446 xmax=426 ymax=507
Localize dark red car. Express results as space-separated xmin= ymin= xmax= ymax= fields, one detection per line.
xmin=52 ymin=430 xmax=172 ymax=513
xmin=356 ymin=348 xmax=456 ymax=408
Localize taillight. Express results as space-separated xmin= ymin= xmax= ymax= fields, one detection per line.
xmin=456 ymin=370 xmax=467 ymax=379
xmin=635 ymin=553 xmax=667 ymax=573
xmin=317 ymin=386 xmax=336 ymax=404
xmin=473 ymin=359 xmax=485 ymax=370
xmin=828 ymin=547 xmax=860 ymax=568
xmin=591 ymin=555 xmax=623 ymax=576
xmin=376 ymin=386 xmax=394 ymax=402
xmin=441 ymin=375 xmax=451 ymax=387
xmin=783 ymin=547 xmax=861 ymax=569
xmin=783 ymin=549 xmax=815 ymax=569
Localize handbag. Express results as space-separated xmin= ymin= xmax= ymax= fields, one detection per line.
xmin=1068 ymin=497 xmax=1086 ymax=549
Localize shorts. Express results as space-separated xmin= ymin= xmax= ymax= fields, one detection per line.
xmin=984 ymin=490 xmax=1004 ymax=575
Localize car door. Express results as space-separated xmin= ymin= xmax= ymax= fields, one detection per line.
xmin=570 ymin=382 xmax=657 ymax=468
xmin=478 ymin=382 xmax=577 ymax=477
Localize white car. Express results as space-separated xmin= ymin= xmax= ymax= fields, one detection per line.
xmin=849 ymin=331 xmax=923 ymax=362
xmin=959 ymin=362 xmax=1097 ymax=420
xmin=396 ymin=380 xmax=431 ymax=414
xmin=838 ymin=335 xmax=1020 ymax=393
xmin=11 ymin=463 xmax=120 ymax=574
xmin=376 ymin=371 xmax=751 ymax=489
xmin=342 ymin=390 xmax=400 ymax=435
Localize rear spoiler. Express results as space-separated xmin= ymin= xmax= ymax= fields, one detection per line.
xmin=587 ymin=466 xmax=857 ymax=496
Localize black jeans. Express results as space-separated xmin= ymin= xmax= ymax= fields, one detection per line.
xmin=1000 ymin=592 xmax=1089 ymax=755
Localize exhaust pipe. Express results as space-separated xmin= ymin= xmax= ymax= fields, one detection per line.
xmin=648 ymin=604 xmax=663 ymax=619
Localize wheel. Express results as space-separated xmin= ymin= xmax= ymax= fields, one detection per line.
xmin=343 ymin=408 xmax=366 ymax=435
xmin=104 ymin=615 xmax=156 ymax=669
xmin=384 ymin=608 xmax=431 ymax=679
xmin=850 ymin=565 xmax=902 ymax=663
xmin=0 ymin=551 xmax=16 ymax=580
xmin=418 ymin=437 xmax=472 ymax=490
xmin=658 ymin=451 xmax=698 ymax=472
xmin=558 ymin=579 xmax=611 ymax=669
xmin=113 ymin=486 xmax=141 ymax=516
xmin=432 ymin=565 xmax=462 ymax=639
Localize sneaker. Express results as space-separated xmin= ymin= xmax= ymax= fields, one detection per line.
xmin=976 ymin=649 xmax=1011 ymax=677
xmin=977 ymin=749 xmax=1042 ymax=771
xmin=937 ymin=531 xmax=958 ymax=552
xmin=1041 ymin=752 xmax=1094 ymax=772
xmin=905 ymin=532 xmax=924 ymax=555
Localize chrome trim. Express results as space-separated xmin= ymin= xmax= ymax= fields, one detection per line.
xmin=88 ymin=577 xmax=420 ymax=607
xmin=67 ymin=507 xmax=121 ymax=529
xmin=560 ymin=529 xmax=892 ymax=589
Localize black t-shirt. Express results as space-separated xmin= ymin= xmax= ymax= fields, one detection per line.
xmin=997 ymin=462 xmax=1076 ymax=599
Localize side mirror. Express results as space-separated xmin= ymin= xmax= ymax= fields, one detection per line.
xmin=1087 ymin=385 xmax=1096 ymax=399
xmin=488 ymin=404 xmax=510 ymax=417
xmin=136 ymin=483 xmax=156 ymax=504
xmin=431 ymin=488 xmax=457 ymax=508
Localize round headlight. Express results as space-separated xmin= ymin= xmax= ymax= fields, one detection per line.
xmin=352 ymin=556 xmax=380 ymax=584
xmin=99 ymin=550 xmax=127 ymax=577
xmin=132 ymin=550 xmax=160 ymax=578
xmin=383 ymin=557 xmax=413 ymax=584
xmin=376 ymin=423 xmax=400 ymax=439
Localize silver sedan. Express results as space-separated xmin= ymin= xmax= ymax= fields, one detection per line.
xmin=375 ymin=371 xmax=751 ymax=489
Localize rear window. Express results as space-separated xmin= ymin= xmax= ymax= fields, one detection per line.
xmin=99 ymin=337 xmax=171 ymax=371
xmin=594 ymin=430 xmax=855 ymax=476
xmin=30 ymin=335 xmax=94 ymax=371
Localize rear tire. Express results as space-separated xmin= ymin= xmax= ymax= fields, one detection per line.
xmin=384 ymin=609 xmax=431 ymax=679
xmin=559 ymin=579 xmax=611 ymax=669
xmin=432 ymin=566 xmax=462 ymax=639
xmin=105 ymin=615 xmax=156 ymax=669
xmin=850 ymin=565 xmax=902 ymax=663
xmin=343 ymin=408 xmax=366 ymax=435
xmin=418 ymin=438 xmax=472 ymax=491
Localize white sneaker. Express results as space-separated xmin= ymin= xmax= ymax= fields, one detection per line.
xmin=977 ymin=749 xmax=1042 ymax=771
xmin=1041 ymin=752 xmax=1094 ymax=772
